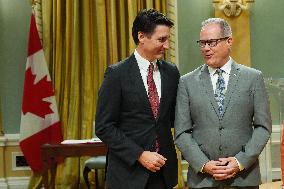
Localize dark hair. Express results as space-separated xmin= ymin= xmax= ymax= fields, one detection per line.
xmin=132 ymin=9 xmax=174 ymax=45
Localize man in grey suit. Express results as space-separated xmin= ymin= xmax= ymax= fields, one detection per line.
xmin=96 ymin=9 xmax=179 ymax=189
xmin=174 ymin=18 xmax=271 ymax=189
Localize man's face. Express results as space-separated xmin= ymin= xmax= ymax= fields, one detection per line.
xmin=138 ymin=25 xmax=171 ymax=61
xmin=199 ymin=23 xmax=232 ymax=68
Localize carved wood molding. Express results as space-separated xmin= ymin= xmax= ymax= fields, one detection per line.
xmin=213 ymin=0 xmax=254 ymax=17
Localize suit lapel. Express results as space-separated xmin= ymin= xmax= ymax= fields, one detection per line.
xmin=156 ymin=60 xmax=165 ymax=121
xmin=200 ymin=65 xmax=220 ymax=117
xmin=127 ymin=56 xmax=168 ymax=121
xmin=200 ymin=62 xmax=241 ymax=119
xmin=127 ymin=55 xmax=152 ymax=112
xmin=222 ymin=61 xmax=241 ymax=117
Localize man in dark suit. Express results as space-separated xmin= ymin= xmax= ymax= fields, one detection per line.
xmin=95 ymin=9 xmax=179 ymax=189
xmin=174 ymin=18 xmax=271 ymax=188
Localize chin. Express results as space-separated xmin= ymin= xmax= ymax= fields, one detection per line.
xmin=155 ymin=55 xmax=164 ymax=60
xmin=205 ymin=60 xmax=213 ymax=66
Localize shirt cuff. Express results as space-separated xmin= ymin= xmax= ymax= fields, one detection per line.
xmin=200 ymin=163 xmax=206 ymax=173
xmin=234 ymin=157 xmax=244 ymax=171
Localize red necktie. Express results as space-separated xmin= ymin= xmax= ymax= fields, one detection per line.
xmin=147 ymin=63 xmax=160 ymax=119
xmin=147 ymin=63 xmax=160 ymax=152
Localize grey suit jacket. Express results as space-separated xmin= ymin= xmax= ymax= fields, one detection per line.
xmin=174 ymin=61 xmax=271 ymax=187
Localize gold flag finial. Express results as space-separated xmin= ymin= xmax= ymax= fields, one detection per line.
xmin=30 ymin=0 xmax=36 ymax=5
xmin=30 ymin=0 xmax=38 ymax=10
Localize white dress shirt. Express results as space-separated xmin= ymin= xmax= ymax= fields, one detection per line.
xmin=206 ymin=57 xmax=244 ymax=171
xmin=208 ymin=57 xmax=233 ymax=93
xmin=134 ymin=50 xmax=161 ymax=100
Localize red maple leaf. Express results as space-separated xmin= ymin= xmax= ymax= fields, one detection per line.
xmin=22 ymin=68 xmax=55 ymax=118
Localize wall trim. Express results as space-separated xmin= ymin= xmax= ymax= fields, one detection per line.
xmin=272 ymin=168 xmax=281 ymax=181
xmin=0 ymin=178 xmax=8 ymax=189
xmin=271 ymin=124 xmax=281 ymax=143
xmin=0 ymin=134 xmax=20 ymax=147
xmin=0 ymin=176 xmax=30 ymax=189
xmin=0 ymin=136 xmax=7 ymax=147
xmin=5 ymin=177 xmax=29 ymax=189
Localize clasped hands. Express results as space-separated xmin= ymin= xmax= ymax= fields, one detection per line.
xmin=203 ymin=157 xmax=240 ymax=180
xmin=138 ymin=151 xmax=167 ymax=172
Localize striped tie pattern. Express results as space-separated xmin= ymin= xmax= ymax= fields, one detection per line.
xmin=147 ymin=63 xmax=160 ymax=152
xmin=147 ymin=63 xmax=160 ymax=119
xmin=215 ymin=69 xmax=225 ymax=115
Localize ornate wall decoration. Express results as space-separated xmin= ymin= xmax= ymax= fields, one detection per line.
xmin=213 ymin=0 xmax=254 ymax=17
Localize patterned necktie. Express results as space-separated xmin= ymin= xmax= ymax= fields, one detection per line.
xmin=215 ymin=69 xmax=225 ymax=115
xmin=147 ymin=63 xmax=160 ymax=119
xmin=147 ymin=63 xmax=160 ymax=152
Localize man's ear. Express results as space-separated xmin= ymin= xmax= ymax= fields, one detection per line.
xmin=138 ymin=31 xmax=145 ymax=44
xmin=227 ymin=37 xmax=233 ymax=47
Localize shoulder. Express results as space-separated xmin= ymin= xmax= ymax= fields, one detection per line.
xmin=236 ymin=63 xmax=261 ymax=75
xmin=106 ymin=55 xmax=136 ymax=76
xmin=109 ymin=55 xmax=134 ymax=70
xmin=180 ymin=65 xmax=204 ymax=80
xmin=159 ymin=60 xmax=180 ymax=77
xmin=231 ymin=62 xmax=266 ymax=88
xmin=234 ymin=62 xmax=263 ymax=81
xmin=159 ymin=60 xmax=178 ymax=70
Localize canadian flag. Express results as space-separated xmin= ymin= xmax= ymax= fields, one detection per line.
xmin=19 ymin=13 xmax=63 ymax=172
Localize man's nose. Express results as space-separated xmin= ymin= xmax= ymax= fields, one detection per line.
xmin=163 ymin=40 xmax=169 ymax=49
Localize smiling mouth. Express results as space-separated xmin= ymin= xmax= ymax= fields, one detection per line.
xmin=205 ymin=54 xmax=213 ymax=58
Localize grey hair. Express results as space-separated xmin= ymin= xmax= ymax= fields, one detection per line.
xmin=201 ymin=18 xmax=232 ymax=37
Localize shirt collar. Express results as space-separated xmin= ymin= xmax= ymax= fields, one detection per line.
xmin=134 ymin=49 xmax=158 ymax=71
xmin=208 ymin=57 xmax=232 ymax=77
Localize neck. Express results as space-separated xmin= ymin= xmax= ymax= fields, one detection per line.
xmin=213 ymin=57 xmax=230 ymax=69
xmin=136 ymin=47 xmax=155 ymax=62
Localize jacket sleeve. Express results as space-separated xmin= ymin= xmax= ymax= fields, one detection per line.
xmin=95 ymin=66 xmax=144 ymax=166
xmin=174 ymin=77 xmax=209 ymax=173
xmin=170 ymin=65 xmax=180 ymax=128
xmin=235 ymin=71 xmax=272 ymax=169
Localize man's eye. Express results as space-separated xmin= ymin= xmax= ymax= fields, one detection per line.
xmin=158 ymin=38 xmax=167 ymax=42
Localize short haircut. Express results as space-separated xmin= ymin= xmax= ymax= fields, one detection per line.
xmin=201 ymin=18 xmax=232 ymax=37
xmin=132 ymin=9 xmax=174 ymax=45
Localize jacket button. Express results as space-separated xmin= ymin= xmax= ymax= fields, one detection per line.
xmin=219 ymin=145 xmax=222 ymax=151
xmin=219 ymin=127 xmax=224 ymax=130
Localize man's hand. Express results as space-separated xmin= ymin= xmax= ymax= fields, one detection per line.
xmin=138 ymin=151 xmax=167 ymax=172
xmin=213 ymin=157 xmax=240 ymax=180
xmin=202 ymin=160 xmax=228 ymax=175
